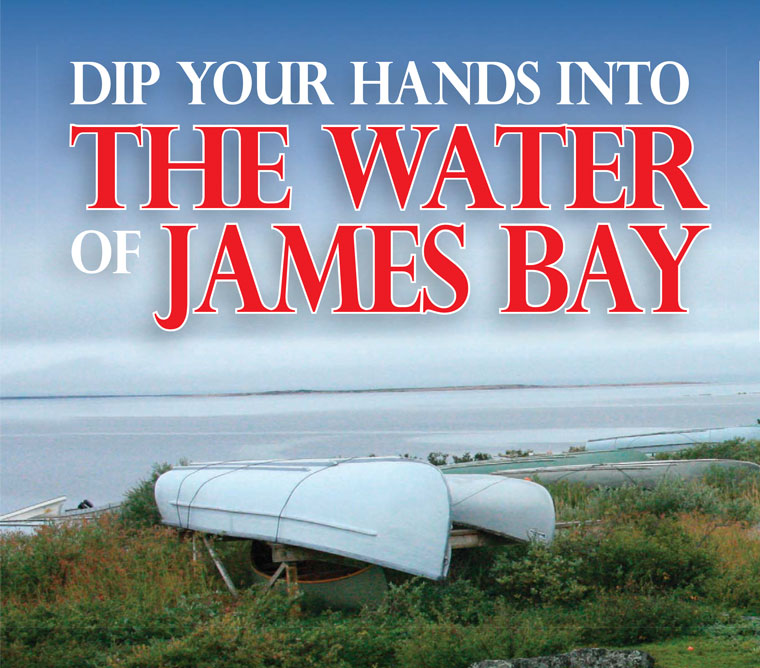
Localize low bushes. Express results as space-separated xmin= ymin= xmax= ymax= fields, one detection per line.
xmin=2 ymin=441 xmax=759 ymax=667
xmin=655 ymin=437 xmax=760 ymax=465
xmin=119 ymin=462 xmax=173 ymax=528
xmin=550 ymin=474 xmax=759 ymax=525
xmin=491 ymin=517 xmax=716 ymax=603
xmin=0 ymin=518 xmax=223 ymax=668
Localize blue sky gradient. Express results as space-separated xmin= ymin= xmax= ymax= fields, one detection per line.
xmin=1 ymin=1 xmax=759 ymax=395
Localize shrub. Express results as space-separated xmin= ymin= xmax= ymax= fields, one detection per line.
xmin=449 ymin=452 xmax=493 ymax=463
xmin=395 ymin=605 xmax=578 ymax=668
xmin=379 ymin=578 xmax=495 ymax=625
xmin=493 ymin=517 xmax=716 ymax=602
xmin=0 ymin=517 xmax=225 ymax=668
xmin=427 ymin=452 xmax=449 ymax=466
xmin=575 ymin=592 xmax=715 ymax=645
xmin=491 ymin=540 xmax=589 ymax=604
xmin=701 ymin=464 xmax=760 ymax=512
xmin=120 ymin=462 xmax=173 ymax=528
xmin=687 ymin=517 xmax=760 ymax=611
xmin=549 ymin=476 xmax=758 ymax=524
xmin=447 ymin=544 xmax=505 ymax=592
xmin=499 ymin=449 xmax=533 ymax=458
xmin=655 ymin=438 xmax=760 ymax=465
xmin=543 ymin=480 xmax=595 ymax=520
xmin=580 ymin=517 xmax=716 ymax=593
xmin=0 ymin=517 xmax=214 ymax=608
xmin=111 ymin=592 xmax=405 ymax=668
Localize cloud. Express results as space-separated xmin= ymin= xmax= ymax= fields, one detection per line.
xmin=2 ymin=327 xmax=758 ymax=397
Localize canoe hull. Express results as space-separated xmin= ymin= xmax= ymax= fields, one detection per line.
xmin=445 ymin=475 xmax=555 ymax=543
xmin=442 ymin=449 xmax=648 ymax=475
xmin=250 ymin=540 xmax=388 ymax=610
xmin=252 ymin=563 xmax=387 ymax=610
xmin=586 ymin=426 xmax=760 ymax=453
xmin=155 ymin=458 xmax=452 ymax=580
xmin=0 ymin=496 xmax=66 ymax=522
xmin=493 ymin=459 xmax=760 ymax=489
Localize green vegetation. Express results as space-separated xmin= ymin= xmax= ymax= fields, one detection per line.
xmin=654 ymin=438 xmax=760 ymax=465
xmin=2 ymin=442 xmax=759 ymax=667
xmin=119 ymin=462 xmax=173 ymax=528
xmin=635 ymin=618 xmax=760 ymax=667
xmin=427 ymin=452 xmax=493 ymax=466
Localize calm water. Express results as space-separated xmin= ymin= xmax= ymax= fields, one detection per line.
xmin=1 ymin=382 xmax=759 ymax=514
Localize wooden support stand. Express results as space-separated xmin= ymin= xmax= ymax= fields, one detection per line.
xmin=448 ymin=528 xmax=501 ymax=549
xmin=263 ymin=544 xmax=303 ymax=616
xmin=285 ymin=563 xmax=299 ymax=599
xmin=198 ymin=527 xmax=511 ymax=603
xmin=201 ymin=534 xmax=238 ymax=597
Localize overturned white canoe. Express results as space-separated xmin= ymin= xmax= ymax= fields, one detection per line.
xmin=155 ymin=457 xmax=452 ymax=580
xmin=0 ymin=496 xmax=66 ymax=522
xmin=587 ymin=426 xmax=760 ymax=453
xmin=445 ymin=475 xmax=555 ymax=543
xmin=493 ymin=459 xmax=760 ymax=489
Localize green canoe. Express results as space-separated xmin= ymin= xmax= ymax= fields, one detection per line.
xmin=441 ymin=449 xmax=649 ymax=476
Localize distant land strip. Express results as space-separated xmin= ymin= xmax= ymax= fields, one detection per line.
xmin=1 ymin=380 xmax=710 ymax=401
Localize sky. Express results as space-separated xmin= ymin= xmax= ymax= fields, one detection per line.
xmin=1 ymin=0 xmax=760 ymax=396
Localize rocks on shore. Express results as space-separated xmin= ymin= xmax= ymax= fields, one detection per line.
xmin=471 ymin=648 xmax=655 ymax=668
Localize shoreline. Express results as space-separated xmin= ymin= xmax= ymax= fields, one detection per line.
xmin=0 ymin=379 xmax=712 ymax=402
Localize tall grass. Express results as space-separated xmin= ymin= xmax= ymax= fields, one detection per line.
xmin=549 ymin=469 xmax=760 ymax=525
xmin=1 ymin=517 xmax=226 ymax=668
xmin=1 ymin=516 xmax=209 ymax=607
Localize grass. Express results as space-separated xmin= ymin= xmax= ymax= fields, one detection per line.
xmin=637 ymin=636 xmax=760 ymax=668
xmin=2 ymin=440 xmax=759 ymax=667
